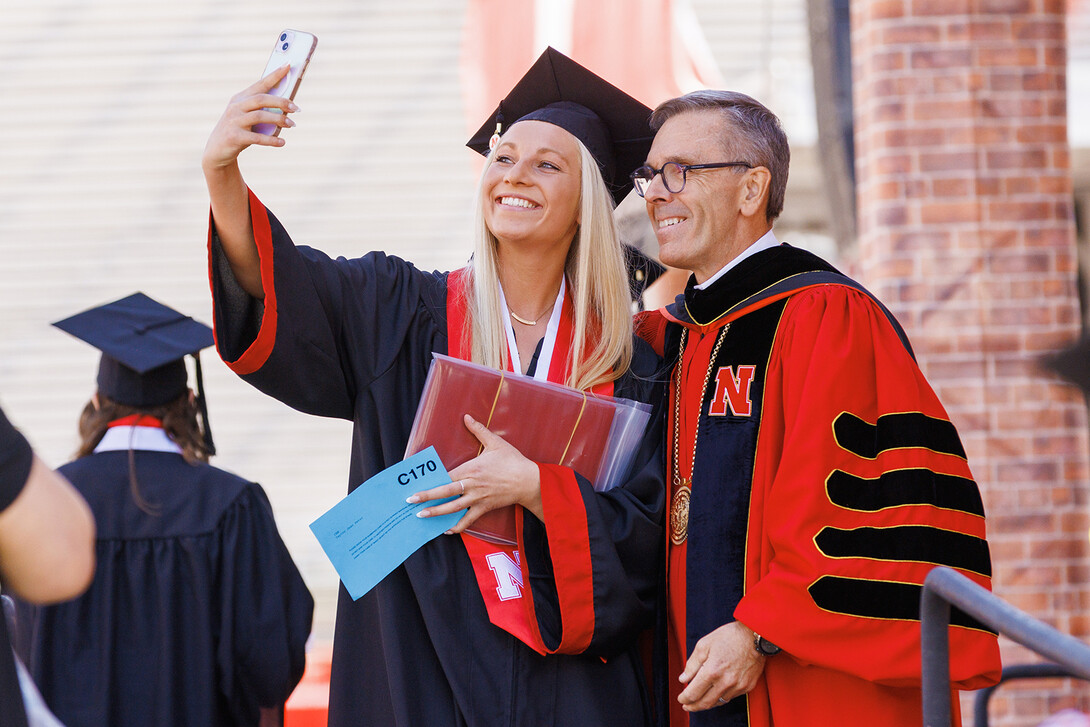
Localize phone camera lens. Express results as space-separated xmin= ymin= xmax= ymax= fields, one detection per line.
xmin=280 ymin=33 xmax=288 ymax=42
xmin=281 ymin=42 xmax=290 ymax=50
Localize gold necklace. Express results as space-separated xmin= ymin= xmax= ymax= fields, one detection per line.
xmin=508 ymin=304 xmax=552 ymax=326
xmin=670 ymin=323 xmax=729 ymax=545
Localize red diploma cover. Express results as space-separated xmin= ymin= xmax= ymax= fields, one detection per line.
xmin=405 ymin=354 xmax=649 ymax=543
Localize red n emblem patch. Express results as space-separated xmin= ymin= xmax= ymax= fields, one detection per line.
xmin=708 ymin=366 xmax=756 ymax=416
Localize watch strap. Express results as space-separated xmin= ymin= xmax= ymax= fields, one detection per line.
xmin=753 ymin=632 xmax=781 ymax=656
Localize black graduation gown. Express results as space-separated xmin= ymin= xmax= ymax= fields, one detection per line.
xmin=207 ymin=191 xmax=666 ymax=727
xmin=12 ymin=447 xmax=314 ymax=727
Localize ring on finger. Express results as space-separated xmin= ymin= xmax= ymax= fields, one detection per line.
xmin=717 ymin=697 xmax=727 ymax=706
xmin=459 ymin=481 xmax=465 ymax=495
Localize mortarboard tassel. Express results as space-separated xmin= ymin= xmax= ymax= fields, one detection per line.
xmin=192 ymin=354 xmax=216 ymax=456
xmin=488 ymin=105 xmax=504 ymax=151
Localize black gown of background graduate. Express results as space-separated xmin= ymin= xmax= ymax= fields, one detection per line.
xmin=15 ymin=449 xmax=313 ymax=727
xmin=12 ymin=293 xmax=314 ymax=727
xmin=207 ymin=189 xmax=666 ymax=727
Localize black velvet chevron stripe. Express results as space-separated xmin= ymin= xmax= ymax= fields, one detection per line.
xmin=808 ymin=576 xmax=997 ymax=633
xmin=834 ymin=412 xmax=966 ymax=459
xmin=815 ymin=526 xmax=992 ymax=576
xmin=827 ymin=469 xmax=985 ymax=517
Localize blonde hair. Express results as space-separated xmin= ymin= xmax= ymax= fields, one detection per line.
xmin=460 ymin=132 xmax=633 ymax=391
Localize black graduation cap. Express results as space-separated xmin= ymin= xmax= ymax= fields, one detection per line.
xmin=623 ymin=245 xmax=666 ymax=310
xmin=1043 ymin=335 xmax=1090 ymax=396
xmin=466 ymin=47 xmax=654 ymax=205
xmin=52 ymin=292 xmax=216 ymax=451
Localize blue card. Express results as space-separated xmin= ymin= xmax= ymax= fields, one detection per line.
xmin=309 ymin=447 xmax=464 ymax=600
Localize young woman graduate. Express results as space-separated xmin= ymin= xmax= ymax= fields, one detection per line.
xmin=12 ymin=293 xmax=314 ymax=727
xmin=201 ymin=48 xmax=666 ymax=727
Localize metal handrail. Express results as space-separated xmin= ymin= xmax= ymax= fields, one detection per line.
xmin=973 ymin=663 xmax=1087 ymax=727
xmin=920 ymin=566 xmax=1090 ymax=727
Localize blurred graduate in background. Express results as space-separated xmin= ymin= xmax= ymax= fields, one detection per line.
xmin=12 ymin=292 xmax=313 ymax=727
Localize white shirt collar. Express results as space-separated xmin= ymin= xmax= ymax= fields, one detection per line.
xmin=694 ymin=229 xmax=781 ymax=290
xmin=94 ymin=425 xmax=183 ymax=454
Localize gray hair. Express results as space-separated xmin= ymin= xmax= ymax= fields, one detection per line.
xmin=650 ymin=90 xmax=790 ymax=223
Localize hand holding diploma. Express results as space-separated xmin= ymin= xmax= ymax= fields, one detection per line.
xmin=403 ymin=354 xmax=652 ymax=543
xmin=410 ymin=414 xmax=544 ymax=533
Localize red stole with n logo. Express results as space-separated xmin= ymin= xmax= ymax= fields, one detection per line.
xmin=445 ymin=267 xmax=611 ymax=654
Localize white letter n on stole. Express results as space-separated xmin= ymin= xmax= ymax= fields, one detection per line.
xmin=485 ymin=550 xmax=524 ymax=601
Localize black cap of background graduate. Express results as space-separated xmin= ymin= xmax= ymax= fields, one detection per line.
xmin=1043 ymin=335 xmax=1090 ymax=396
xmin=623 ymin=245 xmax=666 ymax=310
xmin=52 ymin=292 xmax=216 ymax=453
xmin=466 ymin=47 xmax=654 ymax=205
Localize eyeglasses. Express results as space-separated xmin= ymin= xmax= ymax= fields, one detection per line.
xmin=630 ymin=161 xmax=754 ymax=197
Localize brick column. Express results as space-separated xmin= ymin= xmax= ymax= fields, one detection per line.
xmin=850 ymin=2 xmax=1089 ymax=725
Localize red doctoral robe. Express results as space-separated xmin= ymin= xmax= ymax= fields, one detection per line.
xmin=638 ymin=244 xmax=1001 ymax=727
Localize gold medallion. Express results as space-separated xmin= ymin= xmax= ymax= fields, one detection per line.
xmin=670 ymin=483 xmax=691 ymax=545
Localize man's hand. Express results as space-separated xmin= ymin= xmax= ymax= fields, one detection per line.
xmin=678 ymin=621 xmax=767 ymax=712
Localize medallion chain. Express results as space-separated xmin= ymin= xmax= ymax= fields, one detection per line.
xmin=670 ymin=323 xmax=729 ymax=544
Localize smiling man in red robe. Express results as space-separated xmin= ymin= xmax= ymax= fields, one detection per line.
xmin=633 ymin=90 xmax=1001 ymax=727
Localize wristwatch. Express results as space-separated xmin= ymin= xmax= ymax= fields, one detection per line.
xmin=753 ymin=632 xmax=781 ymax=656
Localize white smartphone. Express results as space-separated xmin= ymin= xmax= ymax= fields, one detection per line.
xmin=253 ymin=29 xmax=318 ymax=136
